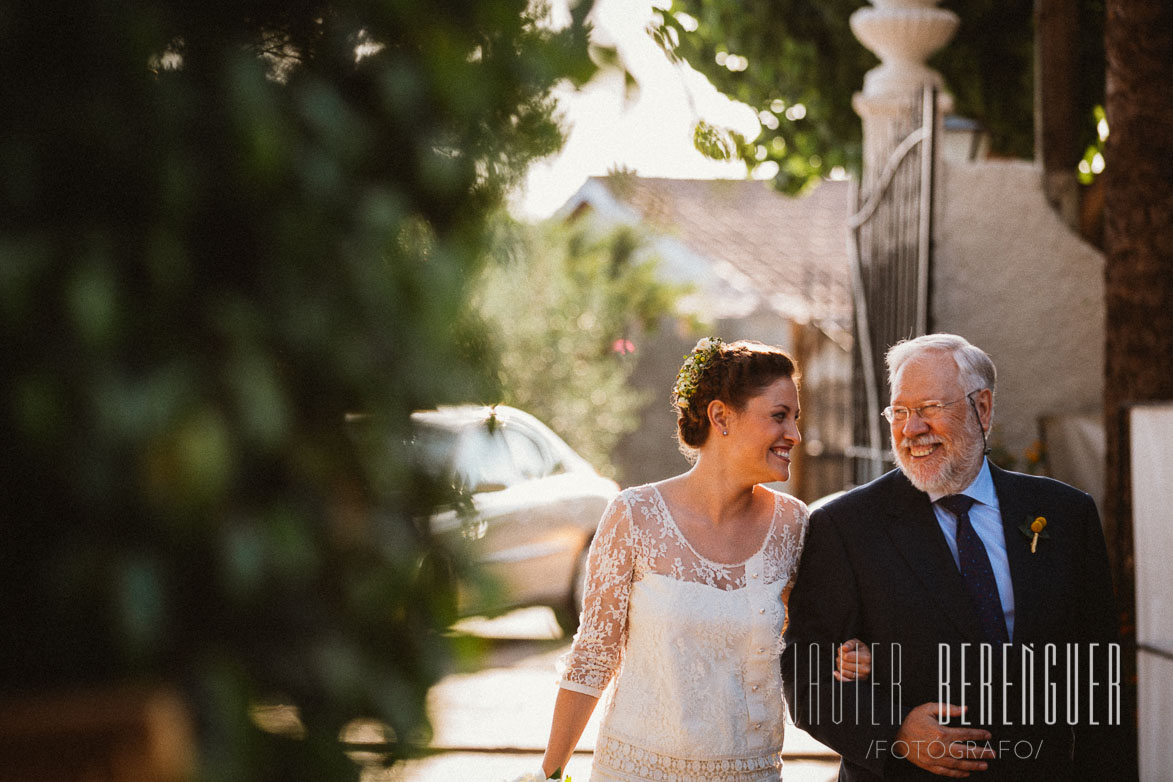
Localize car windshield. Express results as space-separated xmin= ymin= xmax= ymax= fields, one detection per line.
xmin=412 ymin=424 xmax=461 ymax=478
xmin=414 ymin=420 xmax=518 ymax=493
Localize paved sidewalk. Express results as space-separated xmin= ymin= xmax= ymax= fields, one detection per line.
xmin=367 ymin=608 xmax=840 ymax=782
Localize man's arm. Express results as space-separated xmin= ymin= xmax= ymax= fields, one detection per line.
xmin=782 ymin=505 xmax=901 ymax=775
xmin=782 ymin=505 xmax=993 ymax=778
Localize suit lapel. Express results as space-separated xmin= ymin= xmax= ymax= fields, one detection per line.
xmin=881 ymin=471 xmax=988 ymax=644
xmin=991 ymin=465 xmax=1042 ymax=645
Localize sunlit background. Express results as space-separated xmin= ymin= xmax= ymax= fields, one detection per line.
xmin=513 ymin=0 xmax=757 ymax=219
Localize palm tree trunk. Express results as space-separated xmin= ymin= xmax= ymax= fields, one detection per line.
xmin=1103 ymin=0 xmax=1173 ymax=762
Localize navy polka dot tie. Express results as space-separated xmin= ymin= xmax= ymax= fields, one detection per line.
xmin=938 ymin=494 xmax=1009 ymax=644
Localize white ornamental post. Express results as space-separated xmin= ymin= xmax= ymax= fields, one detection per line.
xmin=850 ymin=0 xmax=959 ymax=184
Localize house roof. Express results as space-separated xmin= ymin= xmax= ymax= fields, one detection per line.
xmin=560 ymin=176 xmax=854 ymax=345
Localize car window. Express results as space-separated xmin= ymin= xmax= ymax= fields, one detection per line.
xmin=503 ymin=427 xmax=550 ymax=480
xmin=454 ymin=425 xmax=518 ymax=492
xmin=412 ymin=425 xmax=461 ymax=477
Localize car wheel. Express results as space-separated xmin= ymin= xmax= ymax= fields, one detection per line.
xmin=554 ymin=539 xmax=591 ymax=637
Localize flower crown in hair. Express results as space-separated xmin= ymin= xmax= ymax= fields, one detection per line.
xmin=674 ymin=337 xmax=724 ymax=407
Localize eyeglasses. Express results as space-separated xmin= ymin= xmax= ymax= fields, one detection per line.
xmin=882 ymin=394 xmax=973 ymax=423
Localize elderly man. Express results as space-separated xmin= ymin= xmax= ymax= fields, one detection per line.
xmin=782 ymin=334 xmax=1129 ymax=781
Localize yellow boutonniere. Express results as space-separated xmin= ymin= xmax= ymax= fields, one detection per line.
xmin=1019 ymin=515 xmax=1049 ymax=553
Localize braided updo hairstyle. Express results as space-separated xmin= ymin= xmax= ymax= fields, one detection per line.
xmin=672 ymin=338 xmax=799 ymax=456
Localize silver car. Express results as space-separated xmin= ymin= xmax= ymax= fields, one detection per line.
xmin=412 ymin=405 xmax=619 ymax=632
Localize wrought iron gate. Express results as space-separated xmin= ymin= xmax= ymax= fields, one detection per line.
xmin=848 ymin=85 xmax=938 ymax=484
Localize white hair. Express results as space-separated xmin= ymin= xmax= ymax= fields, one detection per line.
xmin=886 ymin=333 xmax=997 ymax=396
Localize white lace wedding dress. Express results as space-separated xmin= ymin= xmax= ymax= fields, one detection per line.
xmin=559 ymin=484 xmax=808 ymax=782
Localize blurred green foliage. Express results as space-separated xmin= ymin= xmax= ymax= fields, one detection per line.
xmin=478 ymin=219 xmax=686 ymax=476
xmin=1078 ymin=104 xmax=1109 ymax=185
xmin=652 ymin=0 xmax=1105 ymax=192
xmin=0 ymin=0 xmax=596 ymax=779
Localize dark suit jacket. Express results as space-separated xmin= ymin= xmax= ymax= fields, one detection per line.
xmin=781 ymin=464 xmax=1129 ymax=781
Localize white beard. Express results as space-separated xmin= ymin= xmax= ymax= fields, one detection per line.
xmin=892 ymin=419 xmax=985 ymax=496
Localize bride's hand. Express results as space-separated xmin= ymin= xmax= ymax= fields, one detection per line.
xmin=833 ymin=638 xmax=871 ymax=681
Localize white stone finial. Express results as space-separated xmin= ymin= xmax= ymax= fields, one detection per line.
xmin=850 ymin=0 xmax=958 ymax=180
xmin=850 ymin=0 xmax=959 ymax=100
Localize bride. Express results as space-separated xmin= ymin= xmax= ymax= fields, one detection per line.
xmin=518 ymin=339 xmax=869 ymax=781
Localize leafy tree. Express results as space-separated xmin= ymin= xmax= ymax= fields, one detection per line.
xmin=477 ymin=219 xmax=686 ymax=475
xmin=0 ymin=0 xmax=595 ymax=779
xmin=652 ymin=0 xmax=1104 ymax=192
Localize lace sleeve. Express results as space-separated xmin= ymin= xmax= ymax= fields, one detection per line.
xmin=780 ymin=495 xmax=810 ymax=643
xmin=786 ymin=498 xmax=811 ymax=586
xmin=558 ymin=492 xmax=635 ymax=698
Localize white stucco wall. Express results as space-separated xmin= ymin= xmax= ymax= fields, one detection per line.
xmin=932 ymin=159 xmax=1104 ymax=477
xmin=1130 ymin=403 xmax=1173 ymax=782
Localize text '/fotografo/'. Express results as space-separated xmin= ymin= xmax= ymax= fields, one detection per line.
xmin=866 ymin=738 xmax=1046 ymax=761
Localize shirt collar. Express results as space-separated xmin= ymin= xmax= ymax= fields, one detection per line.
xmin=928 ymin=457 xmax=998 ymax=509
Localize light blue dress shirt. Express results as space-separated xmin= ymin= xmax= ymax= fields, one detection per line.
xmin=928 ymin=458 xmax=1015 ymax=641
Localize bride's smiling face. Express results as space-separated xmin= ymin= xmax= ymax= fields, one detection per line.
xmin=724 ymin=375 xmax=802 ymax=484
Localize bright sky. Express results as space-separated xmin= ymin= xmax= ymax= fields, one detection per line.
xmin=511 ymin=0 xmax=760 ymax=219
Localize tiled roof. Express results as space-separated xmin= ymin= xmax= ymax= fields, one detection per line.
xmin=576 ymin=175 xmax=853 ymax=343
